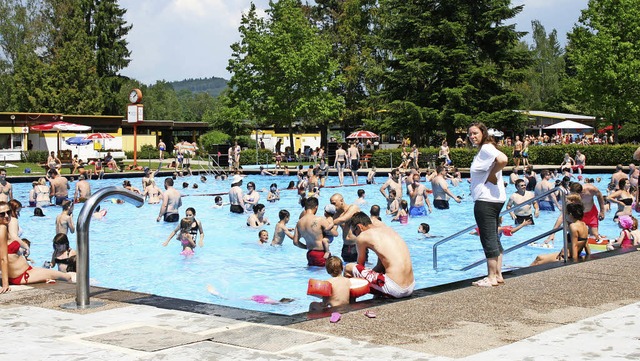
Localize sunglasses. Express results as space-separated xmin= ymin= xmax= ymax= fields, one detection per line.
xmin=0 ymin=211 xmax=10 ymax=218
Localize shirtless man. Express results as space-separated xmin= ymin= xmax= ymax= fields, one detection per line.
xmin=506 ymin=179 xmax=539 ymax=225
xmin=142 ymin=166 xmax=160 ymax=189
xmin=570 ymin=182 xmax=606 ymax=239
xmin=293 ymin=197 xmax=332 ymax=267
xmin=233 ymin=141 xmax=241 ymax=169
xmin=628 ymin=163 xmax=639 ymax=189
xmin=156 ymin=178 xmax=182 ymax=222
xmin=512 ymin=136 xmax=523 ymax=170
xmin=379 ymin=168 xmax=403 ymax=209
xmin=330 ymin=193 xmax=361 ymax=263
xmin=47 ymin=151 xmax=61 ymax=171
xmin=333 ymin=144 xmax=348 ymax=186
xmin=431 ymin=166 xmax=461 ymax=210
xmin=158 ymin=140 xmax=166 ymax=160
xmin=0 ymin=169 xmax=12 ymax=202
xmin=347 ymin=142 xmax=360 ymax=185
xmin=407 ymin=173 xmax=432 ymax=216
xmin=48 ymin=170 xmax=69 ymax=205
xmin=73 ymin=175 xmax=91 ymax=202
xmin=573 ymin=151 xmax=586 ymax=174
xmin=344 ymin=212 xmax=415 ymax=298
xmin=535 ymin=170 xmax=560 ymax=211
xmin=228 ymin=175 xmax=245 ymax=214
xmin=56 ymin=200 xmax=75 ymax=235
xmin=610 ymin=164 xmax=628 ymax=190
xmin=227 ymin=144 xmax=234 ymax=170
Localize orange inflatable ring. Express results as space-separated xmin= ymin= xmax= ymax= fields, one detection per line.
xmin=307 ymin=279 xmax=332 ymax=298
xmin=588 ymin=235 xmax=609 ymax=252
xmin=349 ymin=278 xmax=370 ymax=298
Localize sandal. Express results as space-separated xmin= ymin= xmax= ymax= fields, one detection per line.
xmin=364 ymin=310 xmax=377 ymax=318
xmin=472 ymin=277 xmax=498 ymax=287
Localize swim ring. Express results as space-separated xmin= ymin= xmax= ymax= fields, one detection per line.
xmin=588 ymin=236 xmax=609 ymax=252
xmin=349 ymin=278 xmax=370 ymax=298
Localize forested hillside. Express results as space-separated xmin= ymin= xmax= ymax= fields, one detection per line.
xmin=169 ymin=77 xmax=228 ymax=97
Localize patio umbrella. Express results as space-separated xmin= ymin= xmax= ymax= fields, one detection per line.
xmin=65 ymin=137 xmax=93 ymax=146
xmin=31 ymin=121 xmax=91 ymax=154
xmin=597 ymin=125 xmax=621 ymax=133
xmin=84 ymin=133 xmax=115 ymax=151
xmin=346 ymin=130 xmax=379 ymax=139
xmin=84 ymin=133 xmax=115 ymax=140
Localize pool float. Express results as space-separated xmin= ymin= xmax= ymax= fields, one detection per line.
xmin=307 ymin=279 xmax=332 ymax=298
xmin=588 ymin=236 xmax=609 ymax=252
xmin=349 ymin=278 xmax=370 ymax=298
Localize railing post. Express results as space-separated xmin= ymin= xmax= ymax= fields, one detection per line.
xmin=61 ymin=187 xmax=144 ymax=310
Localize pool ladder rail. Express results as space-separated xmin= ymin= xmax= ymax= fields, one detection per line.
xmin=432 ymin=186 xmax=569 ymax=271
xmin=61 ymin=186 xmax=144 ymax=310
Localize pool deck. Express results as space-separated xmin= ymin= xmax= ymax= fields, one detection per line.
xmin=1 ymin=249 xmax=639 ymax=360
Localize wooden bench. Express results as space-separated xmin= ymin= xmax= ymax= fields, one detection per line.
xmin=360 ymin=154 xmax=372 ymax=169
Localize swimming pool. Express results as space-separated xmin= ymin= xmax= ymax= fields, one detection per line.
xmin=14 ymin=172 xmax=626 ymax=315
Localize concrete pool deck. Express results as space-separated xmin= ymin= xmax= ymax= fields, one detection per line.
xmin=1 ymin=249 xmax=639 ymax=360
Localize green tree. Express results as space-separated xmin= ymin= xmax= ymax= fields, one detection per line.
xmin=202 ymin=91 xmax=249 ymax=139
xmin=227 ymin=0 xmax=343 ymax=152
xmin=373 ymin=0 xmax=530 ymax=145
xmin=567 ymin=0 xmax=640 ymax=143
xmin=143 ymin=80 xmax=181 ymax=121
xmin=516 ymin=20 xmax=565 ymax=112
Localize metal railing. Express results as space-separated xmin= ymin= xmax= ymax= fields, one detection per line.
xmin=433 ymin=186 xmax=567 ymax=270
xmin=62 ymin=187 xmax=144 ymax=309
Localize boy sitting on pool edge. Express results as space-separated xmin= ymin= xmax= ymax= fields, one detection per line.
xmin=309 ymin=256 xmax=351 ymax=312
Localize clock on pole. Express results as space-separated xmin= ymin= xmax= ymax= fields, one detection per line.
xmin=127 ymin=89 xmax=144 ymax=166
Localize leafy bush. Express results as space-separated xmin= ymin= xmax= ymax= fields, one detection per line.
xmin=22 ymin=150 xmax=48 ymax=163
xmin=125 ymin=144 xmax=157 ymax=160
xmin=370 ymin=144 xmax=640 ymax=168
xmin=239 ymin=149 xmax=274 ymax=166
xmin=199 ymin=131 xmax=231 ymax=153
xmin=237 ymin=135 xmax=257 ymax=149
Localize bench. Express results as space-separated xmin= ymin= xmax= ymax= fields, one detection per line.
xmin=360 ymin=154 xmax=372 ymax=169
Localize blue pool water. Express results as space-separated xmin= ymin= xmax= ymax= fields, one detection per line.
xmin=13 ymin=172 xmax=626 ymax=315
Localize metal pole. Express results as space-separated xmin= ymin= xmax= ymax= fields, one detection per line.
xmin=61 ymin=187 xmax=143 ymax=309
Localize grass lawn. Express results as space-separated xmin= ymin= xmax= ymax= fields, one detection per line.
xmin=1 ymin=160 xmax=166 ymax=177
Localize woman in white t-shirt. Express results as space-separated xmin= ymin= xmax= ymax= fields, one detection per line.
xmin=468 ymin=123 xmax=508 ymax=288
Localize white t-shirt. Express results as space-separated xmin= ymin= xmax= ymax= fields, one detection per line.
xmin=470 ymin=143 xmax=506 ymax=203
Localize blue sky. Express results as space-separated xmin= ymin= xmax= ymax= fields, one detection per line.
xmin=118 ymin=0 xmax=588 ymax=85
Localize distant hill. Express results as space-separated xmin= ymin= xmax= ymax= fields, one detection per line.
xmin=169 ymin=76 xmax=228 ymax=97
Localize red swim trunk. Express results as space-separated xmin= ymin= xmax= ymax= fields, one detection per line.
xmin=583 ymin=206 xmax=599 ymax=229
xmin=306 ymin=250 xmax=328 ymax=267
xmin=9 ymin=266 xmax=32 ymax=285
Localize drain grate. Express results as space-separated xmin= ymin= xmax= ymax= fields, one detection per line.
xmin=83 ymin=326 xmax=209 ymax=352
xmin=208 ymin=324 xmax=327 ymax=352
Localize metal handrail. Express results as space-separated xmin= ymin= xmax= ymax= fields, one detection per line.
xmin=433 ymin=186 xmax=564 ymax=270
xmin=65 ymin=187 xmax=144 ymax=309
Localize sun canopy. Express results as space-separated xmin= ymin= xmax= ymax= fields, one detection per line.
xmin=31 ymin=121 xmax=91 ymax=132
xmin=544 ymin=120 xmax=593 ymax=130
xmin=65 ymin=137 xmax=93 ymax=146
xmin=346 ymin=130 xmax=379 ymax=139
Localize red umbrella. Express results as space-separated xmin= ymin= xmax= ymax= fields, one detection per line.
xmin=597 ymin=125 xmax=621 ymax=133
xmin=346 ymin=130 xmax=379 ymax=139
xmin=84 ymin=133 xmax=115 ymax=140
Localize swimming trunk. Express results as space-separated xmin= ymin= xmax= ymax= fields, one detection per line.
xmin=350 ymin=159 xmax=360 ymax=171
xmin=9 ymin=266 xmax=32 ymax=285
xmin=163 ymin=213 xmax=179 ymax=222
xmin=306 ymin=249 xmax=328 ymax=267
xmin=159 ymin=146 xmax=166 ymax=151
xmin=366 ymin=179 xmax=372 ymax=184
xmin=352 ymin=264 xmax=414 ymax=299
xmin=341 ymin=244 xmax=358 ymax=263
xmin=582 ymin=206 xmax=599 ymax=229
xmin=29 ymin=201 xmax=36 ymax=207
xmin=54 ymin=196 xmax=68 ymax=206
xmin=538 ymin=200 xmax=555 ymax=211
xmin=409 ymin=205 xmax=427 ymax=216
xmin=515 ymin=214 xmax=534 ymax=225
xmin=230 ymin=204 xmax=244 ymax=214
xmin=513 ymin=150 xmax=521 ymax=157
xmin=572 ymin=164 xmax=584 ymax=171
xmin=433 ymin=199 xmax=449 ymax=210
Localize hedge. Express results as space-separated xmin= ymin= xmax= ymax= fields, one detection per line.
xmin=369 ymin=144 xmax=639 ymax=169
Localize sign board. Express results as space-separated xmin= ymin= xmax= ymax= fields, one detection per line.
xmin=127 ymin=104 xmax=144 ymax=123
xmin=21 ymin=126 xmax=29 ymax=134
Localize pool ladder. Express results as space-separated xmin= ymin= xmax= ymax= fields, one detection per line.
xmin=432 ymin=186 xmax=569 ymax=271
xmin=61 ymin=187 xmax=144 ymax=309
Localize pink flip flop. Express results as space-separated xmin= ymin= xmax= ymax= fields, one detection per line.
xmin=330 ymin=312 xmax=341 ymax=323
xmin=364 ymin=310 xmax=376 ymax=318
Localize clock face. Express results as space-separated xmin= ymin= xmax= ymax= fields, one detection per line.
xmin=129 ymin=89 xmax=142 ymax=103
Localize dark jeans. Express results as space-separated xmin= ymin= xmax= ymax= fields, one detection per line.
xmin=474 ymin=200 xmax=505 ymax=259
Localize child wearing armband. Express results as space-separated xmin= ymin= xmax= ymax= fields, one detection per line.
xmin=309 ymin=256 xmax=351 ymax=312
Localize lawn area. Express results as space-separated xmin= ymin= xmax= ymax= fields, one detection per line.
xmin=0 ymin=160 xmax=166 ymax=177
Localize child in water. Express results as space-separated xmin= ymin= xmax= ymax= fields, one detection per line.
xmin=392 ymin=199 xmax=409 ymax=224
xmin=163 ymin=218 xmax=196 ymax=255
xmin=258 ymin=230 xmax=269 ymax=244
xmin=309 ymin=256 xmax=351 ymax=312
xmin=418 ymin=223 xmax=437 ymax=238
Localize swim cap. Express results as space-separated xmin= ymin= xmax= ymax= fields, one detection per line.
xmin=324 ymin=204 xmax=336 ymax=215
xmin=618 ymin=215 xmax=633 ymax=230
